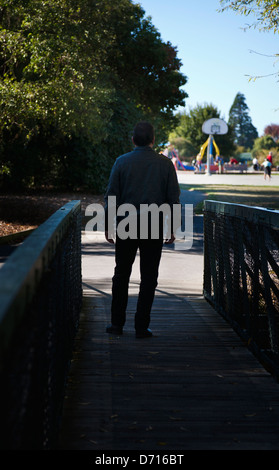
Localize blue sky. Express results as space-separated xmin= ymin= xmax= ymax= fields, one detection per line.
xmin=136 ymin=0 xmax=279 ymax=136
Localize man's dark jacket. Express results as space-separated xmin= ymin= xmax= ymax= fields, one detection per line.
xmin=104 ymin=145 xmax=181 ymax=234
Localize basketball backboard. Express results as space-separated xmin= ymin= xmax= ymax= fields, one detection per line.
xmin=202 ymin=118 xmax=228 ymax=135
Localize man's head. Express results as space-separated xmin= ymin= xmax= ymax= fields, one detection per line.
xmin=132 ymin=121 xmax=155 ymax=147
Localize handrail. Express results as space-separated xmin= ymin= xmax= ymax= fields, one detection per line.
xmin=0 ymin=200 xmax=82 ymax=449
xmin=204 ymin=200 xmax=279 ymax=230
xmin=0 ymin=200 xmax=81 ymax=357
xmin=204 ymin=200 xmax=279 ymax=380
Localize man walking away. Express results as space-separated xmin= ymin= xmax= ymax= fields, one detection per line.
xmin=104 ymin=121 xmax=180 ymax=338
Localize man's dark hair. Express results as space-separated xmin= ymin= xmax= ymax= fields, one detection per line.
xmin=133 ymin=121 xmax=155 ymax=147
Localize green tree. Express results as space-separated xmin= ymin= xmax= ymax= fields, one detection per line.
xmin=0 ymin=0 xmax=115 ymax=189
xmin=104 ymin=4 xmax=187 ymax=152
xmin=228 ymin=92 xmax=258 ymax=149
xmin=167 ymin=136 xmax=197 ymax=160
xmin=0 ymin=1 xmax=114 ymax=139
xmin=169 ymin=103 xmax=235 ymax=159
xmin=251 ymin=134 xmax=279 ymax=165
xmin=0 ymin=0 xmax=187 ymax=191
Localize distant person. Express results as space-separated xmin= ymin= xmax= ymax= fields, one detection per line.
xmin=229 ymin=157 xmax=238 ymax=165
xmin=262 ymin=158 xmax=272 ymax=181
xmin=267 ymin=152 xmax=273 ymax=164
xmin=216 ymin=155 xmax=224 ymax=174
xmin=195 ymin=154 xmax=202 ymax=173
xmin=104 ymin=121 xmax=180 ymax=338
xmin=252 ymin=157 xmax=258 ymax=171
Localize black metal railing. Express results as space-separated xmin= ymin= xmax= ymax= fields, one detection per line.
xmin=0 ymin=200 xmax=82 ymax=449
xmin=204 ymin=200 xmax=279 ymax=379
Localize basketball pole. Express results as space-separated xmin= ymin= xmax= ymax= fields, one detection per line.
xmin=206 ymin=134 xmax=212 ymax=176
xmin=202 ymin=118 xmax=228 ymax=176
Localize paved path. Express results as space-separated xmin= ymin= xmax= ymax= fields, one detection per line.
xmin=58 ymin=189 xmax=279 ymax=451
xmin=177 ymin=170 xmax=279 ymax=186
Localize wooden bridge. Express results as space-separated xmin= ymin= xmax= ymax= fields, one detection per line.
xmin=1 ymin=193 xmax=279 ymax=451
xmin=58 ymin=209 xmax=279 ymax=451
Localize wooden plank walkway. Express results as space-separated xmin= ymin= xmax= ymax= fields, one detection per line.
xmin=58 ymin=216 xmax=279 ymax=451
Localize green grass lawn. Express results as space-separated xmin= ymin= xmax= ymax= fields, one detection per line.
xmin=180 ymin=184 xmax=279 ymax=213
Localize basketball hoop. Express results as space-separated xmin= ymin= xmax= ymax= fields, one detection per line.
xmin=202 ymin=118 xmax=228 ymax=135
xmin=202 ymin=118 xmax=228 ymax=175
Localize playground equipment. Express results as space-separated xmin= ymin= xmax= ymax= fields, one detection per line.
xmin=164 ymin=117 xmax=228 ymax=174
xmin=169 ymin=148 xmax=186 ymax=171
xmin=164 ymin=147 xmax=194 ymax=170
xmin=202 ymin=118 xmax=228 ymax=175
xmin=196 ymin=136 xmax=220 ymax=164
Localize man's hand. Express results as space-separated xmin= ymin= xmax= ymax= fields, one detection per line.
xmin=164 ymin=234 xmax=175 ymax=244
xmin=105 ymin=231 xmax=115 ymax=244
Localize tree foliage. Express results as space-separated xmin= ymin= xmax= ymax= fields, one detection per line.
xmin=219 ymin=0 xmax=279 ymax=33
xmin=0 ymin=0 xmax=187 ymax=191
xmin=251 ymin=134 xmax=279 ymax=164
xmin=264 ymin=123 xmax=279 ymax=141
xmin=228 ymin=92 xmax=258 ymax=149
xmin=219 ymin=1 xmax=279 ymax=81
xmin=169 ymin=103 xmax=235 ymax=160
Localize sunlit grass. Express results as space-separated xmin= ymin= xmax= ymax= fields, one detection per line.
xmin=180 ymin=184 xmax=279 ymax=212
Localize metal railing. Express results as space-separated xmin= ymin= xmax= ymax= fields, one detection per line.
xmin=0 ymin=200 xmax=82 ymax=449
xmin=204 ymin=200 xmax=279 ymax=379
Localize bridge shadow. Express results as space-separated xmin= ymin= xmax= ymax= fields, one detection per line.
xmin=59 ymin=247 xmax=279 ymax=450
xmin=58 ymin=195 xmax=279 ymax=450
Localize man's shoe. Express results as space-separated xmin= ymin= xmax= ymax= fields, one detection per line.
xmin=136 ymin=328 xmax=153 ymax=338
xmin=106 ymin=324 xmax=123 ymax=335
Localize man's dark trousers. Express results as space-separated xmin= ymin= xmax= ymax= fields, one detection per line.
xmin=111 ymin=236 xmax=163 ymax=332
